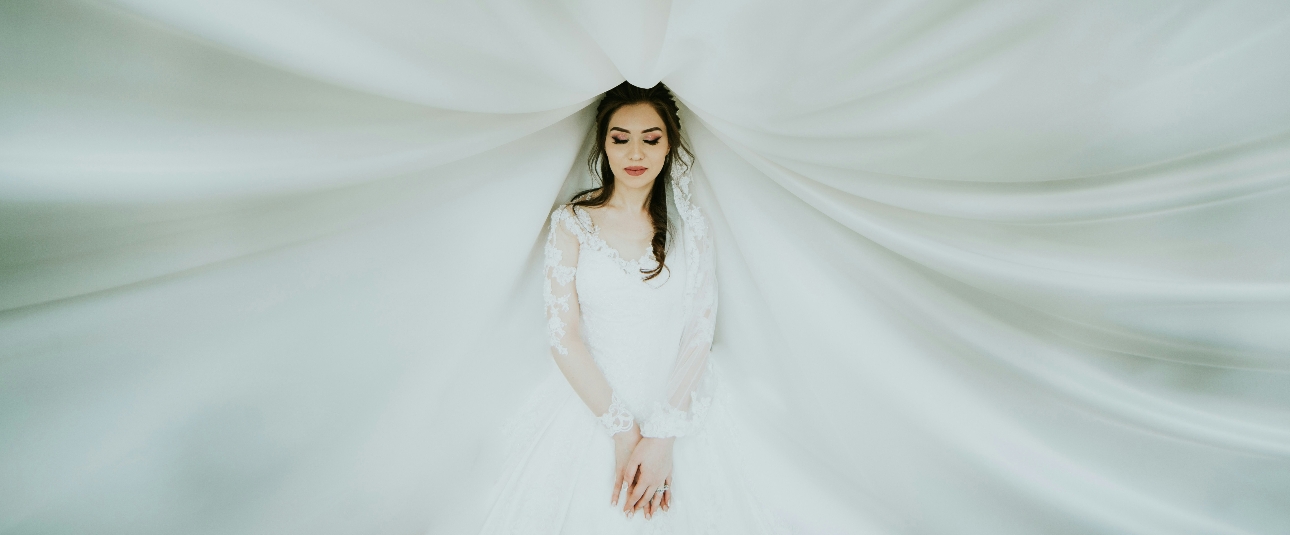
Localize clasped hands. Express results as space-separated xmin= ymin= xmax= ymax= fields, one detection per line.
xmin=611 ymin=422 xmax=674 ymax=520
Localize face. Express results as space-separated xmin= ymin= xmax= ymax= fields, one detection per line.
xmin=604 ymin=102 xmax=669 ymax=190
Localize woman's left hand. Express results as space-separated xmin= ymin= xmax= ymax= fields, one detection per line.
xmin=621 ymin=436 xmax=675 ymax=518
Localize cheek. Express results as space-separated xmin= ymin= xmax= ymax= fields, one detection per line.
xmin=648 ymin=145 xmax=669 ymax=162
xmin=604 ymin=145 xmax=626 ymax=164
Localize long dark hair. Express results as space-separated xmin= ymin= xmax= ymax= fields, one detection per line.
xmin=572 ymin=81 xmax=693 ymax=281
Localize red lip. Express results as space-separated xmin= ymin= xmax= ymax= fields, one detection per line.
xmin=624 ymin=166 xmax=647 ymax=176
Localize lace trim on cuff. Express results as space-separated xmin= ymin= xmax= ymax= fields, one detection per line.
xmin=639 ymin=394 xmax=712 ymax=438
xmin=597 ymin=393 xmax=635 ymax=436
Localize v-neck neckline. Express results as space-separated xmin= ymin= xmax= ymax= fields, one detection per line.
xmin=572 ymin=206 xmax=655 ymax=273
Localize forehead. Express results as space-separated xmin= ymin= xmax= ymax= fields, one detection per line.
xmin=608 ymin=103 xmax=665 ymax=133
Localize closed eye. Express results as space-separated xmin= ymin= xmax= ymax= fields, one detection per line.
xmin=644 ymin=139 xmax=660 ymax=145
xmin=611 ymin=138 xmax=628 ymax=144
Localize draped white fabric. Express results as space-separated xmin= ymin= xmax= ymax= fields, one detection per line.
xmin=2 ymin=1 xmax=1289 ymax=533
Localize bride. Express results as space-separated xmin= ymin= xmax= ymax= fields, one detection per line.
xmin=473 ymin=82 xmax=781 ymax=533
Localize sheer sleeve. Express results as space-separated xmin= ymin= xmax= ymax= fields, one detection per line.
xmin=639 ymin=175 xmax=718 ymax=438
xmin=544 ymin=205 xmax=635 ymax=435
xmin=543 ymin=207 xmax=581 ymax=358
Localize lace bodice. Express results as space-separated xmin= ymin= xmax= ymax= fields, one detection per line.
xmin=543 ymin=174 xmax=717 ymax=438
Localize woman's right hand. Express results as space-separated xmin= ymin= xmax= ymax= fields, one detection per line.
xmin=610 ymin=422 xmax=643 ymax=506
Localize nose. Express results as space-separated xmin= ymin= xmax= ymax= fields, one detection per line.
xmin=628 ymin=140 xmax=644 ymax=161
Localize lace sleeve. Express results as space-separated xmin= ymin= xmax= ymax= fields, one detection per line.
xmin=639 ymin=175 xmax=718 ymax=438
xmin=543 ymin=207 xmax=581 ymax=357
xmin=544 ymin=206 xmax=635 ymax=436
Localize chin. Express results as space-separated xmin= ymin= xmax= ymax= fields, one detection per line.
xmin=616 ymin=172 xmax=661 ymax=189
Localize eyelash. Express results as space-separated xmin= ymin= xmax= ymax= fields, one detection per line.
xmin=611 ymin=138 xmax=660 ymax=145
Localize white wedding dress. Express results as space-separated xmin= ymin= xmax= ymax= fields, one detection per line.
xmin=474 ymin=174 xmax=781 ymax=534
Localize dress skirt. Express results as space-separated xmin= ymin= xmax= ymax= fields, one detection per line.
xmin=475 ymin=367 xmax=780 ymax=535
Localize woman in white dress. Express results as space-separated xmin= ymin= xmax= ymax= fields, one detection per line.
xmin=475 ymin=82 xmax=780 ymax=534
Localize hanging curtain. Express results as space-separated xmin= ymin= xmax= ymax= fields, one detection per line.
xmin=2 ymin=1 xmax=1288 ymax=533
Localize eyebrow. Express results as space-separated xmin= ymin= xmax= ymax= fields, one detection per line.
xmin=609 ymin=127 xmax=663 ymax=134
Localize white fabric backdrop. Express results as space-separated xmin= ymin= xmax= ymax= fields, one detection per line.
xmin=2 ymin=1 xmax=1288 ymax=533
